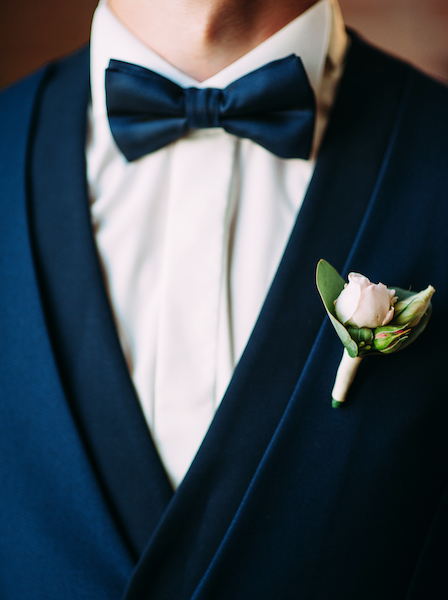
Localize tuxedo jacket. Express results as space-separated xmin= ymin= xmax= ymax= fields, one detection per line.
xmin=1 ymin=34 xmax=448 ymax=599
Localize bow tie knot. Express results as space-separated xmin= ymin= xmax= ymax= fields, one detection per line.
xmin=106 ymin=55 xmax=316 ymax=161
xmin=184 ymin=87 xmax=222 ymax=129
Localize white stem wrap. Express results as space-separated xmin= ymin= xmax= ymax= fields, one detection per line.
xmin=332 ymin=348 xmax=363 ymax=403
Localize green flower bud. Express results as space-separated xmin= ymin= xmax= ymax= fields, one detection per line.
xmin=373 ymin=324 xmax=411 ymax=354
xmin=347 ymin=326 xmax=374 ymax=347
xmin=393 ymin=285 xmax=435 ymax=327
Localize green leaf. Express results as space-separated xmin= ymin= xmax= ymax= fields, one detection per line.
xmin=316 ymin=259 xmax=358 ymax=358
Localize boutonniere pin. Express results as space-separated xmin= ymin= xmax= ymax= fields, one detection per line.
xmin=316 ymin=260 xmax=435 ymax=408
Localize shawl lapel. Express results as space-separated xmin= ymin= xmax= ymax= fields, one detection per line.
xmin=28 ymin=47 xmax=174 ymax=560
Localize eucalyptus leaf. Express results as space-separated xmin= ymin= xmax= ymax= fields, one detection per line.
xmin=316 ymin=260 xmax=358 ymax=358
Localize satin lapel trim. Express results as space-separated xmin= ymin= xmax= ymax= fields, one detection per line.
xmin=124 ymin=34 xmax=411 ymax=599
xmin=28 ymin=47 xmax=174 ymax=559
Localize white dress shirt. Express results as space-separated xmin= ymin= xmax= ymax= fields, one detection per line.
xmin=87 ymin=0 xmax=348 ymax=487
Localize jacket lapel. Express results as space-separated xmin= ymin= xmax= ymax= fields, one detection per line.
xmin=28 ymin=47 xmax=173 ymax=559
xmin=0 ymin=55 xmax=135 ymax=597
xmin=124 ymin=33 xmax=411 ymax=598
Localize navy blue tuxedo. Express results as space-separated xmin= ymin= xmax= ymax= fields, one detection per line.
xmin=1 ymin=34 xmax=448 ymax=599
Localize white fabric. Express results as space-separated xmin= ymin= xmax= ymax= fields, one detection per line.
xmin=87 ymin=0 xmax=348 ymax=487
xmin=154 ymin=134 xmax=237 ymax=484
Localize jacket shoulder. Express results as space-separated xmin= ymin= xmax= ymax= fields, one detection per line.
xmin=0 ymin=48 xmax=89 ymax=207
xmin=0 ymin=46 xmax=90 ymax=139
xmin=348 ymin=32 xmax=448 ymax=175
xmin=350 ymin=32 xmax=448 ymax=123
xmin=0 ymin=68 xmax=47 ymax=154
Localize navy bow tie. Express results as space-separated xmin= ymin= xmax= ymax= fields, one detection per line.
xmin=105 ymin=55 xmax=316 ymax=162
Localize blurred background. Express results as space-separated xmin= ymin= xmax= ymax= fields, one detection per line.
xmin=1 ymin=0 xmax=448 ymax=88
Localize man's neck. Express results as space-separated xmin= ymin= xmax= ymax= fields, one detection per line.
xmin=107 ymin=0 xmax=319 ymax=81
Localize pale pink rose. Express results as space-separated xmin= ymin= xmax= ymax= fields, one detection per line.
xmin=335 ymin=272 xmax=397 ymax=329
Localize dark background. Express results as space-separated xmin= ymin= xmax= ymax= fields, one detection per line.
xmin=1 ymin=0 xmax=448 ymax=88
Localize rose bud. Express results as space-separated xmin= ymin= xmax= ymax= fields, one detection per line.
xmin=335 ymin=272 xmax=397 ymax=329
xmin=373 ymin=324 xmax=411 ymax=354
xmin=392 ymin=285 xmax=436 ymax=327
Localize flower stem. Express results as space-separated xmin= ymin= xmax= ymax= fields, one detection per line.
xmin=331 ymin=348 xmax=363 ymax=408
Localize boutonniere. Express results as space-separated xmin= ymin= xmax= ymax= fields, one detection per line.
xmin=316 ymin=260 xmax=435 ymax=408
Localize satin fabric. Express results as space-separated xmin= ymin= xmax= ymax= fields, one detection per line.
xmin=105 ymin=55 xmax=315 ymax=160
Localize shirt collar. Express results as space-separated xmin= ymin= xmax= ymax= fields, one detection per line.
xmin=90 ymin=0 xmax=344 ymax=119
